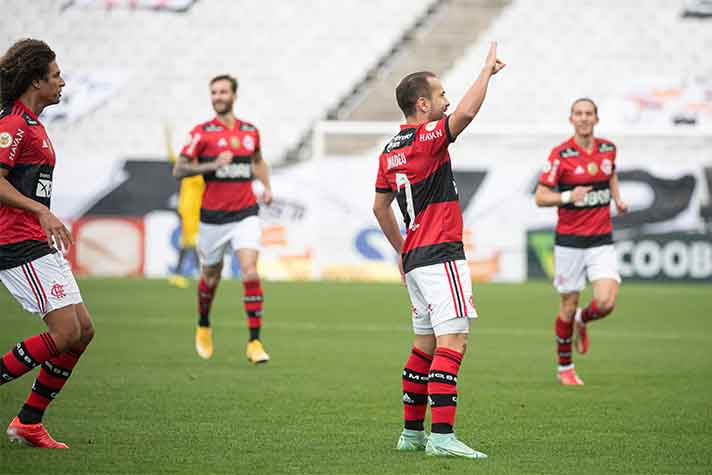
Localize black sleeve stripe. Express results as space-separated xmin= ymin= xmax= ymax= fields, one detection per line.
xmin=444 ymin=115 xmax=454 ymax=143
xmin=0 ymin=162 xmax=12 ymax=170
xmin=375 ymin=187 xmax=393 ymax=193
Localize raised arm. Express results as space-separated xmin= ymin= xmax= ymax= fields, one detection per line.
xmin=448 ymin=42 xmax=506 ymax=139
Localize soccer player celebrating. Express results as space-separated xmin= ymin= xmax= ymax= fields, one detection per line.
xmin=535 ymin=98 xmax=628 ymax=385
xmin=0 ymin=39 xmax=95 ymax=448
xmin=373 ymin=43 xmax=504 ymax=458
xmin=173 ymin=74 xmax=272 ymax=364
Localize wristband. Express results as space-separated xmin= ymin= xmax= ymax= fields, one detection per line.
xmin=560 ymin=190 xmax=572 ymax=204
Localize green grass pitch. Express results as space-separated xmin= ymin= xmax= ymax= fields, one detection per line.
xmin=1 ymin=279 xmax=711 ymax=473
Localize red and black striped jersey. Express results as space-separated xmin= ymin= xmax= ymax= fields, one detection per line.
xmin=180 ymin=116 xmax=260 ymax=224
xmin=539 ymin=136 xmax=617 ymax=248
xmin=375 ymin=116 xmax=464 ymax=273
xmin=0 ymin=100 xmax=57 ymax=270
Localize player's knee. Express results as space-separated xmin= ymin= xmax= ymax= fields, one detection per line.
xmin=50 ymin=320 xmax=82 ymax=353
xmin=242 ymin=268 xmax=259 ymax=282
xmin=595 ymin=297 xmax=616 ymax=317
xmin=79 ymin=319 xmax=95 ymax=347
xmin=202 ymin=267 xmax=222 ymax=287
xmin=560 ymin=303 xmax=578 ymax=320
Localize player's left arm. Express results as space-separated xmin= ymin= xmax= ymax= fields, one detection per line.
xmin=610 ymin=173 xmax=628 ymax=214
xmin=251 ymin=150 xmax=272 ymax=205
xmin=373 ymin=191 xmax=405 ymax=284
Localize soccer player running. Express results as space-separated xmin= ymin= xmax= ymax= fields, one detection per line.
xmin=0 ymin=39 xmax=95 ymax=448
xmin=373 ymin=43 xmax=504 ymax=459
xmin=173 ymin=74 xmax=272 ymax=364
xmin=535 ymin=98 xmax=628 ymax=385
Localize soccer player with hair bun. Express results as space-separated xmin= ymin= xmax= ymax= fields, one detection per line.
xmin=0 ymin=38 xmax=95 ymax=448
xmin=535 ymin=98 xmax=628 ymax=385
xmin=373 ymin=42 xmax=504 ymax=459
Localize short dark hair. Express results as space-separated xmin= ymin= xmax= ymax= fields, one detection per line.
xmin=210 ymin=74 xmax=238 ymax=93
xmin=570 ymin=97 xmax=598 ymax=116
xmin=396 ymin=71 xmax=436 ymax=117
xmin=0 ymin=38 xmax=56 ymax=106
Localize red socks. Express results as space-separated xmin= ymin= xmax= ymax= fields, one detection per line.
xmin=428 ymin=347 xmax=462 ymax=434
xmin=197 ymin=278 xmax=216 ymax=327
xmin=0 ymin=333 xmax=59 ymax=385
xmin=581 ymin=300 xmax=612 ymax=323
xmin=243 ymin=280 xmax=263 ymax=341
xmin=20 ymin=346 xmax=87 ymax=424
xmin=555 ymin=316 xmax=573 ymax=368
xmin=402 ymin=347 xmax=432 ymax=431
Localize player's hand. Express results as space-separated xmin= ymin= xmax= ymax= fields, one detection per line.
xmin=260 ymin=188 xmax=273 ymax=206
xmin=213 ymin=151 xmax=233 ymax=169
xmin=484 ymin=42 xmax=506 ymax=75
xmin=571 ymin=185 xmax=592 ymax=205
xmin=615 ymin=199 xmax=629 ymax=214
xmin=38 ymin=209 xmax=72 ymax=252
xmin=398 ymin=258 xmax=406 ymax=287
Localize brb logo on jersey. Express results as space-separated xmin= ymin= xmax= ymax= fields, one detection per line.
xmin=35 ymin=172 xmax=52 ymax=198
xmin=216 ymin=163 xmax=251 ymax=179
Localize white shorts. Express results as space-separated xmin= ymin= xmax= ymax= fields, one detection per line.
xmin=0 ymin=252 xmax=83 ymax=318
xmin=554 ymin=244 xmax=621 ymax=294
xmin=198 ymin=216 xmax=261 ymax=266
xmin=406 ymin=260 xmax=478 ymax=336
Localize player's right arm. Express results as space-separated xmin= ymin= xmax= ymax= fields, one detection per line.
xmin=535 ymin=148 xmax=590 ymax=207
xmin=0 ymin=168 xmax=72 ymax=251
xmin=448 ymin=42 xmax=506 ymax=140
xmin=373 ymin=191 xmax=405 ymax=283
xmin=172 ymin=152 xmax=231 ymax=179
xmin=535 ymin=184 xmax=591 ymax=207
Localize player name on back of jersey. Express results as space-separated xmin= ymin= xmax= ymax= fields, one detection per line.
xmin=387 ymin=152 xmax=407 ymax=170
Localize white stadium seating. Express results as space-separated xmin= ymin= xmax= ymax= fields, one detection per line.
xmin=1 ymin=0 xmax=431 ymax=217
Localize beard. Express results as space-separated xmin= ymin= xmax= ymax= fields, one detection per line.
xmin=212 ymin=101 xmax=232 ymax=114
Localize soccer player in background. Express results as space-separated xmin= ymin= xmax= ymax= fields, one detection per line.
xmin=165 ymin=125 xmax=204 ymax=289
xmin=535 ymin=98 xmax=628 ymax=385
xmin=173 ymin=74 xmax=272 ymax=364
xmin=0 ymin=39 xmax=95 ymax=448
xmin=373 ymin=42 xmax=504 ymax=459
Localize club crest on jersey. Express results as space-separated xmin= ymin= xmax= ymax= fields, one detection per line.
xmin=587 ymin=162 xmax=598 ymax=175
xmin=0 ymin=132 xmax=11 ymax=148
xmin=425 ymin=120 xmax=438 ymax=131
xmin=575 ymin=165 xmax=584 ymax=175
xmin=601 ymin=158 xmax=613 ymax=175
xmin=217 ymin=137 xmax=228 ymax=147
xmin=243 ymin=135 xmax=255 ymax=152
